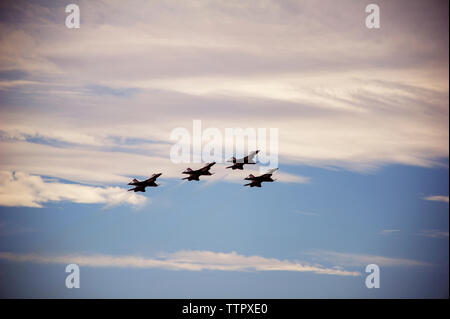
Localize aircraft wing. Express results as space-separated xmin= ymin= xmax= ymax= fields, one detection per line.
xmin=128 ymin=178 xmax=139 ymax=185
xmin=247 ymin=150 xmax=258 ymax=161
xmin=201 ymin=162 xmax=215 ymax=171
xmin=244 ymin=180 xmax=262 ymax=187
xmin=265 ymin=168 xmax=278 ymax=175
xmin=128 ymin=185 xmax=146 ymax=192
xmin=245 ymin=174 xmax=260 ymax=181
xmin=148 ymin=173 xmax=161 ymax=182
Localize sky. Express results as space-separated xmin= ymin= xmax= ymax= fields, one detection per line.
xmin=0 ymin=0 xmax=448 ymax=298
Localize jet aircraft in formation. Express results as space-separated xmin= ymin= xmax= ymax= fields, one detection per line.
xmin=182 ymin=162 xmax=216 ymax=181
xmin=127 ymin=150 xmax=278 ymax=191
xmin=127 ymin=173 xmax=162 ymax=192
xmin=226 ymin=150 xmax=259 ymax=170
xmin=244 ymin=168 xmax=278 ymax=187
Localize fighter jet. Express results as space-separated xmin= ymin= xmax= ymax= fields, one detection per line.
xmin=127 ymin=173 xmax=162 ymax=192
xmin=182 ymin=162 xmax=216 ymax=181
xmin=244 ymin=168 xmax=278 ymax=187
xmin=226 ymin=150 xmax=259 ymax=170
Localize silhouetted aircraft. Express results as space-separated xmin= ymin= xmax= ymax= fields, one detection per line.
xmin=244 ymin=168 xmax=278 ymax=187
xmin=128 ymin=173 xmax=162 ymax=192
xmin=182 ymin=162 xmax=216 ymax=181
xmin=226 ymin=150 xmax=259 ymax=170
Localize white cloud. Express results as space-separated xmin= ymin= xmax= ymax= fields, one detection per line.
xmin=306 ymin=251 xmax=431 ymax=267
xmin=417 ymin=230 xmax=449 ymax=239
xmin=380 ymin=229 xmax=400 ymax=235
xmin=0 ymin=250 xmax=360 ymax=276
xmin=423 ymin=195 xmax=449 ymax=204
xmin=0 ymin=0 xmax=448 ymax=191
xmin=0 ymin=140 xmax=308 ymax=187
xmin=0 ymin=171 xmax=146 ymax=208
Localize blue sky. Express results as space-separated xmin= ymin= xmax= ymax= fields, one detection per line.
xmin=0 ymin=0 xmax=448 ymax=298
xmin=0 ymin=164 xmax=448 ymax=298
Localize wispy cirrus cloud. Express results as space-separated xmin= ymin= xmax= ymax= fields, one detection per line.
xmin=0 ymin=0 xmax=448 ymax=181
xmin=306 ymin=250 xmax=432 ymax=267
xmin=0 ymin=0 xmax=447 ymax=211
xmin=423 ymin=195 xmax=449 ymax=204
xmin=0 ymin=139 xmax=308 ymax=190
xmin=417 ymin=230 xmax=449 ymax=239
xmin=0 ymin=171 xmax=146 ymax=208
xmin=0 ymin=250 xmax=360 ymax=276
xmin=379 ymin=229 xmax=400 ymax=235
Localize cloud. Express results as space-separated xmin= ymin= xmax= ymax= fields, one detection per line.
xmin=423 ymin=195 xmax=449 ymax=204
xmin=0 ymin=138 xmax=308 ymax=186
xmin=306 ymin=251 xmax=432 ymax=267
xmin=417 ymin=230 xmax=449 ymax=239
xmin=0 ymin=0 xmax=448 ymax=191
xmin=0 ymin=171 xmax=146 ymax=208
xmin=0 ymin=250 xmax=360 ymax=276
xmin=0 ymin=221 xmax=34 ymax=236
xmin=379 ymin=229 xmax=400 ymax=235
